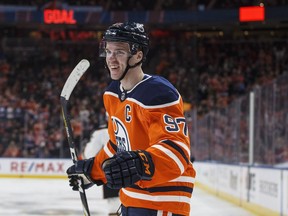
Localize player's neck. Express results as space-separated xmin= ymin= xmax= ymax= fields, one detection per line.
xmin=120 ymin=68 xmax=144 ymax=91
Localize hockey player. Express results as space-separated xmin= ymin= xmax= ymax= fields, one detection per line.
xmin=67 ymin=22 xmax=196 ymax=216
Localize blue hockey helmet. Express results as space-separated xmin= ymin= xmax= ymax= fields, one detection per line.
xmin=100 ymin=22 xmax=149 ymax=61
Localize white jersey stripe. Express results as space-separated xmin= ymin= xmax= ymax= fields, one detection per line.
xmin=157 ymin=210 xmax=163 ymax=216
xmin=103 ymin=143 xmax=114 ymax=158
xmin=173 ymin=140 xmax=190 ymax=157
xmin=156 ymin=210 xmax=172 ymax=216
xmin=169 ymin=176 xmax=196 ymax=184
xmin=122 ymin=188 xmax=192 ymax=204
xmin=152 ymin=144 xmax=184 ymax=174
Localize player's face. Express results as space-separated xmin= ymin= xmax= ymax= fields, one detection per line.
xmin=105 ymin=42 xmax=132 ymax=80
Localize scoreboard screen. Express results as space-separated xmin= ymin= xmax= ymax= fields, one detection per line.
xmin=239 ymin=6 xmax=265 ymax=22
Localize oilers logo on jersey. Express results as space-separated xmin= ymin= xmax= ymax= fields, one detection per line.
xmin=112 ymin=116 xmax=131 ymax=152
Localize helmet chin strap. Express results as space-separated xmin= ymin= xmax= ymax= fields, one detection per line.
xmin=106 ymin=56 xmax=142 ymax=81
xmin=105 ymin=57 xmax=142 ymax=102
xmin=118 ymin=57 xmax=142 ymax=81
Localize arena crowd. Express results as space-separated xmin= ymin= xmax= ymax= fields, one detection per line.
xmin=0 ymin=1 xmax=287 ymax=165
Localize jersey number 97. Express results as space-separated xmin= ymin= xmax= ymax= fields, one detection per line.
xmin=163 ymin=114 xmax=188 ymax=137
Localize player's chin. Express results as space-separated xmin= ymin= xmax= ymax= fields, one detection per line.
xmin=110 ymin=71 xmax=123 ymax=80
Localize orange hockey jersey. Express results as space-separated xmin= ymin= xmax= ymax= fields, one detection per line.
xmin=91 ymin=74 xmax=196 ymax=215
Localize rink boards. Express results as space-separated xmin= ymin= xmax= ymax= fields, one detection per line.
xmin=0 ymin=158 xmax=71 ymax=178
xmin=0 ymin=157 xmax=105 ymax=201
xmin=194 ymin=161 xmax=288 ymax=216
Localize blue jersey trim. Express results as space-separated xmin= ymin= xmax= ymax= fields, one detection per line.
xmin=105 ymin=75 xmax=180 ymax=106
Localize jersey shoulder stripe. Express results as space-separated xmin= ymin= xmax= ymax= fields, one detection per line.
xmin=105 ymin=74 xmax=180 ymax=106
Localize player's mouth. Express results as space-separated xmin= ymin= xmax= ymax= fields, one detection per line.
xmin=109 ymin=65 xmax=120 ymax=71
xmin=110 ymin=65 xmax=119 ymax=69
xmin=109 ymin=65 xmax=122 ymax=77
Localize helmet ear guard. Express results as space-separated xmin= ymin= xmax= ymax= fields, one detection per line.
xmin=130 ymin=43 xmax=139 ymax=55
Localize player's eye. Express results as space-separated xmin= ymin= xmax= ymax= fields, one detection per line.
xmin=105 ymin=49 xmax=131 ymax=58
xmin=115 ymin=50 xmax=127 ymax=56
xmin=105 ymin=49 xmax=112 ymax=56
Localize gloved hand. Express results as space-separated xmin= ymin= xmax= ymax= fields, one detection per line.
xmin=66 ymin=158 xmax=95 ymax=191
xmin=102 ymin=150 xmax=155 ymax=189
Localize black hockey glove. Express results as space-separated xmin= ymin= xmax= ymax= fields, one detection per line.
xmin=102 ymin=150 xmax=155 ymax=189
xmin=66 ymin=158 xmax=95 ymax=191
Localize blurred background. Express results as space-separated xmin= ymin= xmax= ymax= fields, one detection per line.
xmin=0 ymin=0 xmax=287 ymax=165
xmin=0 ymin=1 xmax=287 ymax=215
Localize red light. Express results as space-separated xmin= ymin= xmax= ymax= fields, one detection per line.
xmin=239 ymin=6 xmax=265 ymax=22
xmin=44 ymin=9 xmax=76 ymax=24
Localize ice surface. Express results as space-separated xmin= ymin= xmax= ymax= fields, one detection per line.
xmin=0 ymin=178 xmax=256 ymax=216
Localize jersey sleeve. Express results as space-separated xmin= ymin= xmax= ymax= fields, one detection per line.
xmin=90 ymin=139 xmax=117 ymax=182
xmin=137 ymin=96 xmax=191 ymax=188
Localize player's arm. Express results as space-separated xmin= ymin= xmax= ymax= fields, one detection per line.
xmin=100 ymin=106 xmax=190 ymax=190
xmin=138 ymin=102 xmax=191 ymax=188
xmin=101 ymin=101 xmax=190 ymax=189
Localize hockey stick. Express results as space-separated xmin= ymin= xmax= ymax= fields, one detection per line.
xmin=60 ymin=59 xmax=91 ymax=216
